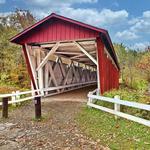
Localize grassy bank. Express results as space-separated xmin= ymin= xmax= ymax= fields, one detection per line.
xmin=76 ymin=106 xmax=150 ymax=150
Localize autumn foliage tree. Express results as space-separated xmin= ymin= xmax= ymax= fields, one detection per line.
xmin=12 ymin=9 xmax=36 ymax=30
xmin=0 ymin=9 xmax=36 ymax=91
xmin=114 ymin=43 xmax=149 ymax=91
xmin=137 ymin=51 xmax=150 ymax=82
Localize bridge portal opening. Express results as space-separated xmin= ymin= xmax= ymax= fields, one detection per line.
xmin=26 ymin=38 xmax=98 ymax=96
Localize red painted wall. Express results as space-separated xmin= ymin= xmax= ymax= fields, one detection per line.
xmin=96 ymin=37 xmax=119 ymax=94
xmin=19 ymin=19 xmax=99 ymax=44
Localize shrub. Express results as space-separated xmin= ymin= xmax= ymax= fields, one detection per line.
xmin=132 ymin=79 xmax=149 ymax=92
xmin=103 ymin=87 xmax=150 ymax=119
xmin=0 ymin=73 xmax=10 ymax=82
xmin=103 ymin=87 xmax=149 ymax=103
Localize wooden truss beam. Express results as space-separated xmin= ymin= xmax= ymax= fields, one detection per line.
xmin=58 ymin=58 xmax=66 ymax=78
xmin=25 ymin=44 xmax=39 ymax=91
xmin=55 ymin=51 xmax=82 ymax=55
xmin=48 ymin=61 xmax=59 ymax=86
xmin=74 ymin=41 xmax=97 ymax=66
xmin=36 ymin=42 xmax=59 ymax=71
xmin=70 ymin=51 xmax=96 ymax=60
xmin=31 ymin=38 xmax=96 ymax=46
xmin=40 ymin=41 xmax=96 ymax=49
xmin=48 ymin=61 xmax=60 ymax=92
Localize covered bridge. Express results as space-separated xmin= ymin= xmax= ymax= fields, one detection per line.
xmin=10 ymin=13 xmax=120 ymax=96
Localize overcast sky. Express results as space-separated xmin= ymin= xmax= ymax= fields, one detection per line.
xmin=0 ymin=0 xmax=150 ymax=50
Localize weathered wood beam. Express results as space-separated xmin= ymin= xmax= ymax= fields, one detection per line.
xmin=72 ymin=62 xmax=78 ymax=82
xmin=44 ymin=63 xmax=49 ymax=94
xmin=31 ymin=38 xmax=96 ymax=46
xmin=55 ymin=51 xmax=82 ymax=55
xmin=70 ymin=51 xmax=96 ymax=60
xmin=48 ymin=59 xmax=60 ymax=86
xmin=61 ymin=63 xmax=72 ymax=86
xmin=74 ymin=41 xmax=98 ymax=66
xmin=25 ymin=44 xmax=39 ymax=91
xmin=2 ymin=97 xmax=8 ymax=118
xmin=34 ymin=96 xmax=41 ymax=119
xmin=48 ymin=61 xmax=60 ymax=92
xmin=74 ymin=58 xmax=90 ymax=61
xmin=58 ymin=58 xmax=66 ymax=79
xmin=84 ymin=63 xmax=96 ymax=66
xmin=36 ymin=48 xmax=44 ymax=93
xmin=78 ymin=66 xmax=83 ymax=82
xmin=41 ymin=42 xmax=73 ymax=48
xmin=41 ymin=41 xmax=96 ymax=48
xmin=36 ymin=42 xmax=59 ymax=71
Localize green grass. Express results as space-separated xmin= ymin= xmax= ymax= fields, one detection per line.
xmin=76 ymin=106 xmax=150 ymax=150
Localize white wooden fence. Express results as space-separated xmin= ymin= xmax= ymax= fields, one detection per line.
xmin=0 ymin=81 xmax=96 ymax=118
xmin=0 ymin=81 xmax=96 ymax=105
xmin=1 ymin=84 xmax=149 ymax=127
xmin=87 ymin=89 xmax=150 ymax=127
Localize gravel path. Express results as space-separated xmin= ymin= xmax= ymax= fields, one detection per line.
xmin=0 ymin=86 xmax=109 ymax=150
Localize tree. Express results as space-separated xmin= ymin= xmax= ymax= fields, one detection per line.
xmin=0 ymin=9 xmax=36 ymax=89
xmin=114 ymin=43 xmax=127 ymax=83
xmin=13 ymin=9 xmax=36 ymax=30
xmin=114 ymin=43 xmax=144 ymax=88
xmin=0 ymin=9 xmax=36 ymax=30
xmin=125 ymin=50 xmax=138 ymax=87
xmin=137 ymin=51 xmax=150 ymax=82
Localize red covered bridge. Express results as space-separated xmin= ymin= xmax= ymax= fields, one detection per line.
xmin=10 ymin=13 xmax=120 ymax=95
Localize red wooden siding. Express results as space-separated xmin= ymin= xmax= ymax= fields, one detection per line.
xmin=96 ymin=37 xmax=119 ymax=94
xmin=19 ymin=19 xmax=99 ymax=44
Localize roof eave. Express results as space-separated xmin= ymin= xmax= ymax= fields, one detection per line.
xmin=10 ymin=13 xmax=107 ymax=44
xmin=99 ymin=32 xmax=120 ymax=70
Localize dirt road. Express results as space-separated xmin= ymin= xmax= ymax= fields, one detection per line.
xmin=0 ymin=86 xmax=108 ymax=150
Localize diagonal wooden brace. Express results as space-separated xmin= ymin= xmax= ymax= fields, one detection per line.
xmin=36 ymin=42 xmax=59 ymax=71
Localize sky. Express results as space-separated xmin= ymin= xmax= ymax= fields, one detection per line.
xmin=0 ymin=0 xmax=150 ymax=50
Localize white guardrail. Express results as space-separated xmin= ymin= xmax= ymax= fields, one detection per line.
xmin=87 ymin=89 xmax=150 ymax=127
xmin=0 ymin=81 xmax=96 ymax=105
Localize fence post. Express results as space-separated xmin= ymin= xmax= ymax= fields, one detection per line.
xmin=11 ymin=91 xmax=16 ymax=106
xmin=88 ymin=92 xmax=93 ymax=102
xmin=88 ymin=92 xmax=92 ymax=108
xmin=16 ymin=91 xmax=20 ymax=105
xmin=114 ymin=95 xmax=120 ymax=119
xmin=16 ymin=91 xmax=20 ymax=100
xmin=96 ymin=89 xmax=100 ymax=96
xmin=2 ymin=97 xmax=9 ymax=118
xmin=41 ymin=89 xmax=44 ymax=96
xmin=34 ymin=96 xmax=41 ymax=119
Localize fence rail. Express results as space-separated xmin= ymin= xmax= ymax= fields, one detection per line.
xmin=87 ymin=89 xmax=150 ymax=127
xmin=0 ymin=81 xmax=96 ymax=103
xmin=0 ymin=81 xmax=96 ymax=118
